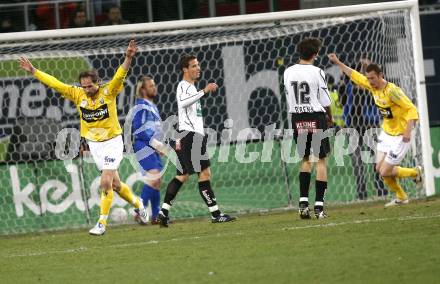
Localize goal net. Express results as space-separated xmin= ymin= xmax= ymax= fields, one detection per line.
xmin=0 ymin=0 xmax=432 ymax=234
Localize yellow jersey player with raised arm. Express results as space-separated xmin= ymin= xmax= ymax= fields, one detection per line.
xmin=19 ymin=40 xmax=149 ymax=235
xmin=328 ymin=53 xmax=422 ymax=207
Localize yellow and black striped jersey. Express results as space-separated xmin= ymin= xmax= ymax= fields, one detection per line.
xmin=350 ymin=70 xmax=418 ymax=136
xmin=34 ymin=67 xmax=127 ymax=142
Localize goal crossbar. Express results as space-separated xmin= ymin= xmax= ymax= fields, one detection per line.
xmin=0 ymin=0 xmax=419 ymax=42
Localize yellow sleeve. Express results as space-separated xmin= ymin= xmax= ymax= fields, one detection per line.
xmin=389 ymin=87 xmax=419 ymax=121
xmin=349 ymin=70 xmax=373 ymax=92
xmin=34 ymin=69 xmax=81 ymax=104
xmin=106 ymin=66 xmax=128 ymax=97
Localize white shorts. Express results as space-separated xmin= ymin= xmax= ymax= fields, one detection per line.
xmin=87 ymin=135 xmax=123 ymax=171
xmin=376 ymin=131 xmax=410 ymax=165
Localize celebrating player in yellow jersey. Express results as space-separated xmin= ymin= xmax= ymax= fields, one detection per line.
xmin=328 ymin=53 xmax=422 ymax=207
xmin=19 ymin=40 xmax=149 ymax=235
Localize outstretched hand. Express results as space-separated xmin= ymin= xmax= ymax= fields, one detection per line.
xmin=360 ymin=58 xmax=371 ymax=73
xmin=327 ymin=53 xmax=353 ymax=77
xmin=327 ymin=53 xmax=340 ymax=65
xmin=126 ymin=40 xmax=137 ymax=58
xmin=18 ymin=56 xmax=36 ymax=74
xmin=203 ymin=83 xmax=218 ymax=94
xmin=360 ymin=58 xmax=371 ymax=66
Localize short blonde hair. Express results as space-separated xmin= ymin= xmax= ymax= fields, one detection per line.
xmin=136 ymin=76 xmax=153 ymax=97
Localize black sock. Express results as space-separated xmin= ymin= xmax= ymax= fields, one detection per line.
xmin=161 ymin=178 xmax=183 ymax=217
xmin=299 ymin=172 xmax=311 ymax=206
xmin=198 ymin=180 xmax=220 ymax=218
xmin=315 ymin=180 xmax=327 ymax=210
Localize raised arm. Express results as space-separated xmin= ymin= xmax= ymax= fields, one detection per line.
xmin=19 ymin=56 xmax=79 ymax=103
xmin=328 ymin=53 xmax=372 ymax=91
xmin=19 ymin=56 xmax=36 ymax=75
xmin=121 ymin=39 xmax=137 ymax=72
xmin=107 ymin=40 xmax=137 ymax=96
xmin=327 ymin=53 xmax=353 ymax=77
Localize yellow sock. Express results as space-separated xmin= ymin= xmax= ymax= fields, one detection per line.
xmin=383 ymin=177 xmax=408 ymax=200
xmin=117 ymin=182 xmax=141 ymax=208
xmin=99 ymin=189 xmax=114 ymax=226
xmin=395 ymin=166 xmax=418 ymax=178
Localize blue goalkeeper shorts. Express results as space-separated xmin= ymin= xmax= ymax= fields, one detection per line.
xmin=133 ymin=141 xmax=163 ymax=172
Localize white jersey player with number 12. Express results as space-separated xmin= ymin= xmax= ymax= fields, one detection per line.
xmin=284 ymin=64 xmax=331 ymax=114
xmin=283 ymin=37 xmax=333 ymax=220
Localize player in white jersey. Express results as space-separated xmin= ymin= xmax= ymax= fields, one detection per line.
xmin=177 ymin=79 xmax=205 ymax=135
xmin=283 ymin=37 xmax=333 ymax=219
xmin=157 ymin=54 xmax=236 ymax=227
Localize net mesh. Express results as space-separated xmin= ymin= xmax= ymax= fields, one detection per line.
xmin=0 ymin=8 xmax=424 ymax=234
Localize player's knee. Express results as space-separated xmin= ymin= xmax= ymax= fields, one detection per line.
xmin=199 ymin=168 xmax=211 ymax=181
xmin=176 ymin=174 xmax=188 ymax=183
xmin=100 ymin=178 xmax=112 ymax=190
xmin=379 ymin=167 xmax=391 ymax=177
xmin=375 ymin=164 xmax=382 ymax=174
xmin=112 ymin=180 xmax=121 ymax=191
xmin=302 ymin=156 xmax=310 ymax=163
xmin=317 ymin=158 xmax=327 ymax=166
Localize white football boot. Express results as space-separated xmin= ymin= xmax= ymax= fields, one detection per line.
xmin=385 ymin=198 xmax=409 ymax=207
xmin=138 ymin=198 xmax=149 ymax=224
xmin=89 ymin=222 xmax=106 ymax=236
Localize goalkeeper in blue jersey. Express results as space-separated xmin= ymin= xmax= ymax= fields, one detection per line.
xmin=132 ymin=76 xmax=164 ymax=225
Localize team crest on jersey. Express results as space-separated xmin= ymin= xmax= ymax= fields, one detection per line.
xmin=80 ymin=104 xmax=110 ymax=122
xmin=99 ymin=98 xmax=105 ymax=104
xmin=377 ymin=106 xmax=393 ymax=119
xmin=80 ymin=100 xmax=87 ymax=107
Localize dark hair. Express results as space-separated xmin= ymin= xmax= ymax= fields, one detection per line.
xmin=78 ymin=70 xmax=100 ymax=84
xmin=179 ymin=54 xmax=197 ymax=72
xmin=365 ymin=63 xmax=383 ymax=75
xmin=297 ymin=37 xmax=321 ymax=60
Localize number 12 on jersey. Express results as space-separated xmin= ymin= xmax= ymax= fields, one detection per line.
xmin=291 ymin=81 xmax=310 ymax=104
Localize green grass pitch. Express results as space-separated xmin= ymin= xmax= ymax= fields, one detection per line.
xmin=1 ymin=196 xmax=440 ymax=283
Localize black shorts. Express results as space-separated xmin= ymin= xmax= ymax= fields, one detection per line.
xmin=176 ymin=131 xmax=211 ymax=175
xmin=291 ymin=112 xmax=330 ymax=159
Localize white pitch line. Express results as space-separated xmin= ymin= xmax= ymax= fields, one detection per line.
xmin=3 ymin=213 xmax=440 ymax=258
xmin=108 ymin=240 xmax=159 ymax=248
xmin=2 ymin=234 xmax=239 ymax=258
xmin=281 ymin=213 xmax=440 ymax=231
xmin=6 ymin=246 xmax=89 ymax=257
